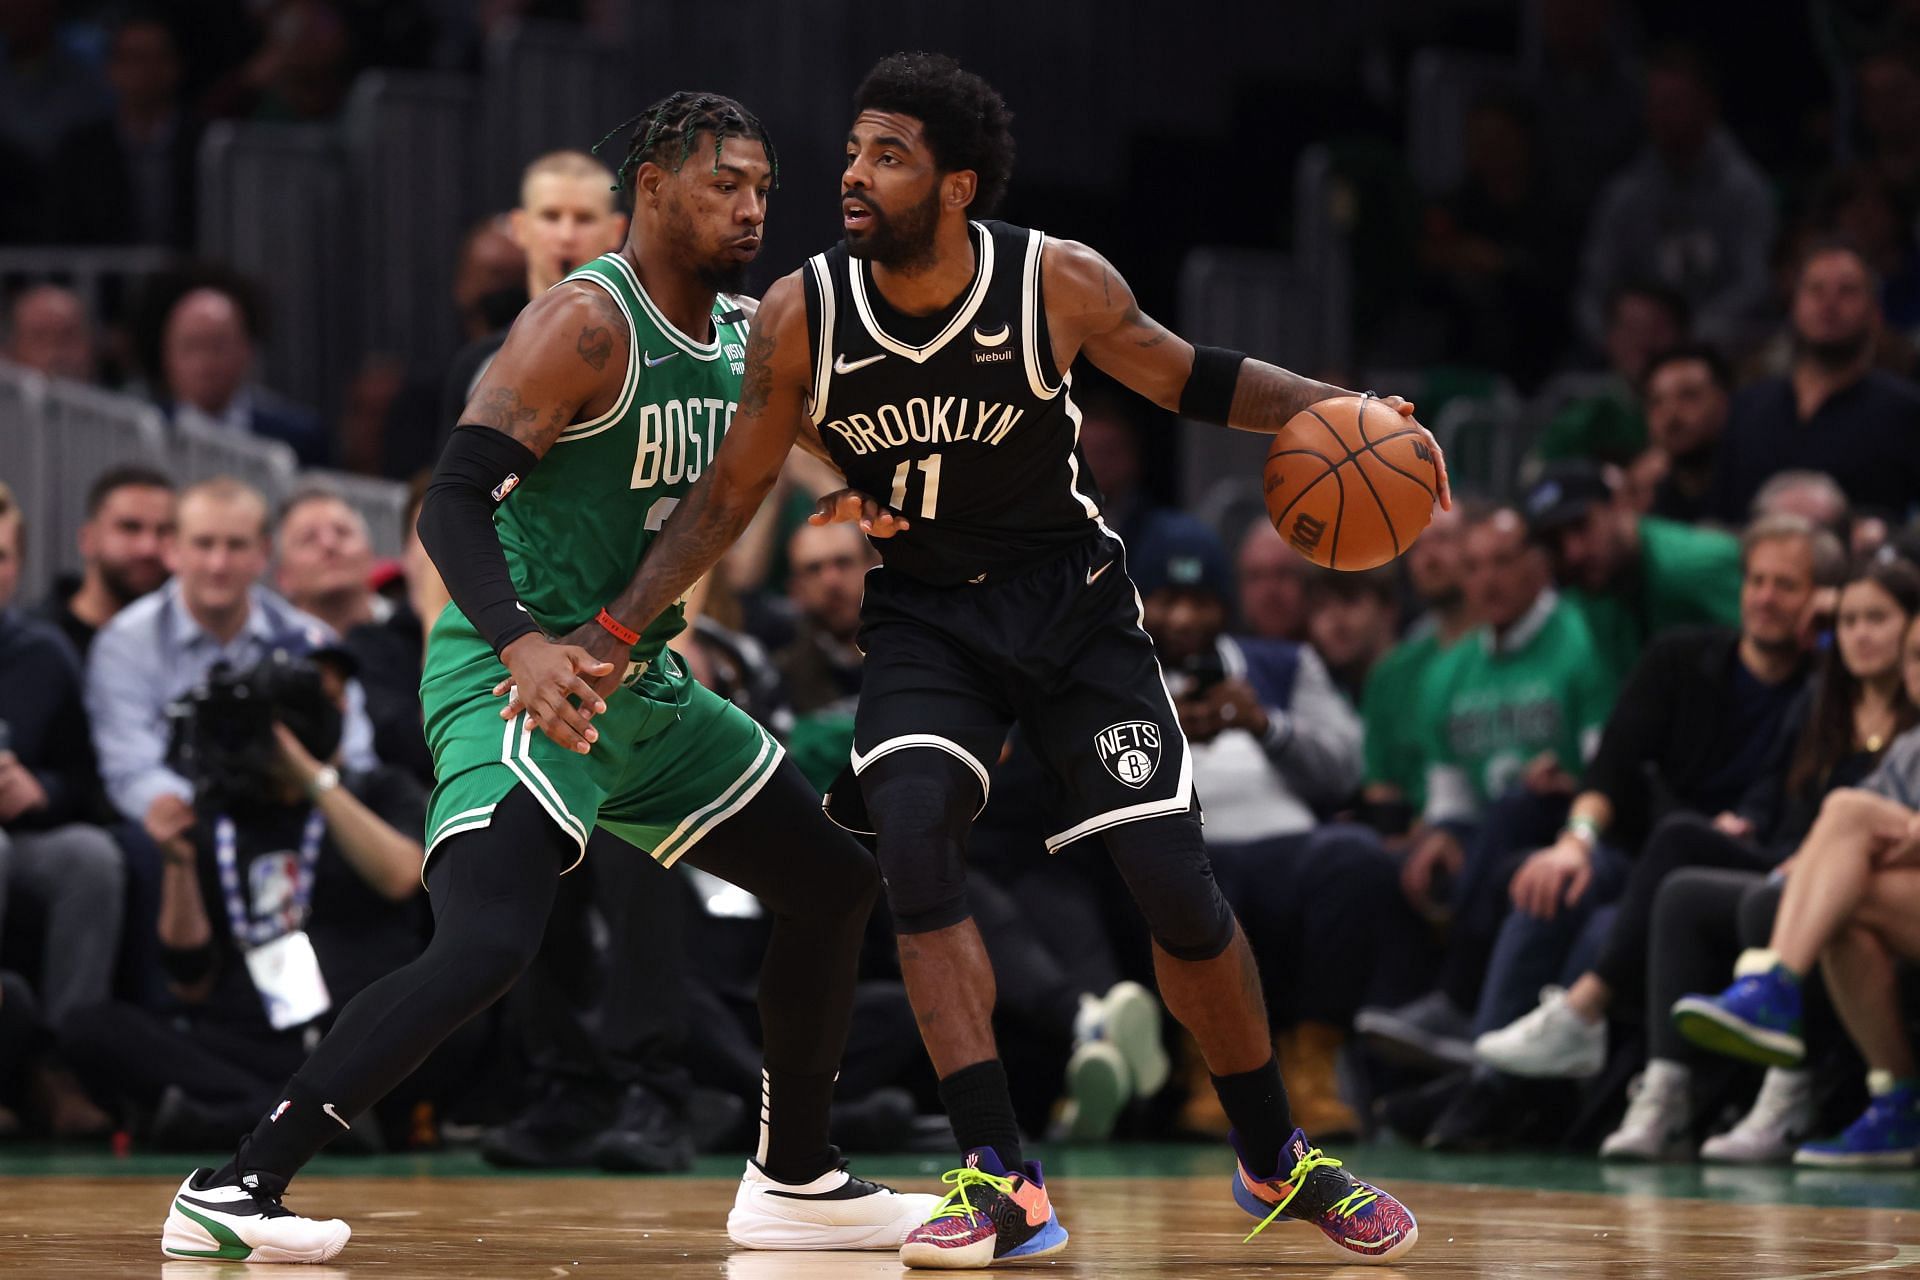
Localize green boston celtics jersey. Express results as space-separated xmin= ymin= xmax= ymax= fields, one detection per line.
xmin=493 ymin=252 xmax=750 ymax=667
xmin=1427 ymin=591 xmax=1617 ymax=809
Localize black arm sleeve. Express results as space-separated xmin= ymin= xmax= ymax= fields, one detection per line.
xmin=1179 ymin=345 xmax=1249 ymax=424
xmin=417 ymin=424 xmax=544 ymax=656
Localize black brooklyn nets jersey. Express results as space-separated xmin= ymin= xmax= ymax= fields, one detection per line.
xmin=801 ymin=219 xmax=1104 ymax=586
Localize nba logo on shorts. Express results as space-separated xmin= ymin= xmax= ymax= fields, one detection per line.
xmin=1095 ymin=720 xmax=1161 ymax=789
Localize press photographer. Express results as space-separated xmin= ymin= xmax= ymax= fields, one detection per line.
xmin=61 ymin=651 xmax=433 ymax=1149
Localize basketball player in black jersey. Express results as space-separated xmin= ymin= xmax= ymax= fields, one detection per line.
xmin=570 ymin=53 xmax=1449 ymax=1269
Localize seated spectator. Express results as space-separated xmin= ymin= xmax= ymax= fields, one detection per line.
xmin=159 ymin=286 xmax=328 ymax=467
xmin=48 ymin=13 xmax=199 ymax=249
xmin=1235 ymin=520 xmax=1309 ymax=643
xmin=1709 ymin=239 xmax=1920 ymax=524
xmin=1304 ymin=566 xmax=1400 ymax=706
xmin=775 ymin=521 xmax=877 ymax=791
xmin=201 ymin=0 xmax=352 ymax=124
xmin=86 ymin=477 xmax=377 ymax=844
xmin=34 ymin=465 xmax=175 ymax=658
xmin=1576 ymin=45 xmax=1774 ymax=353
xmin=1355 ymin=507 xmax=1614 ymax=1074
xmin=0 ymin=484 xmax=124 ymax=1035
xmin=1469 ymin=516 xmax=1840 ymax=1092
xmin=0 ymin=486 xmax=119 ymax=1140
xmin=1640 ymin=344 xmax=1733 ymax=525
xmin=275 ymin=486 xmax=386 ymax=640
xmin=3 ymin=285 xmax=97 ymax=384
xmin=1654 ymin=607 xmax=1920 ymax=1165
xmin=276 ymin=486 xmax=432 ymax=785
xmin=62 ymin=652 xmax=435 ymax=1149
xmin=1524 ymin=459 xmax=1742 ymax=690
xmin=1360 ymin=504 xmax=1473 ymax=827
xmin=1537 ymin=283 xmax=1688 ymax=467
xmin=1137 ymin=525 xmax=1404 ymax=1140
xmin=1817 ymin=163 xmax=1920 ymax=345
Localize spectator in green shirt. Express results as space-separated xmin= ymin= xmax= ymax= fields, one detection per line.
xmin=1524 ymin=458 xmax=1743 ymax=689
xmin=1359 ymin=504 xmax=1475 ymax=830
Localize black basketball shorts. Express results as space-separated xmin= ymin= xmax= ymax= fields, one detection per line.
xmin=827 ymin=532 xmax=1196 ymax=852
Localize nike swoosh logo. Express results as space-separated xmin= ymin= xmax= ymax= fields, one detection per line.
xmin=643 ymin=350 xmax=679 ymax=367
xmin=323 ymin=1103 xmax=351 ymax=1129
xmin=1086 ymin=560 xmax=1114 ymax=585
xmin=834 ymin=352 xmax=887 ymax=374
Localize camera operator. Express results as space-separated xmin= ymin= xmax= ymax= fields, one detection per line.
xmin=61 ymin=651 xmax=432 ymax=1148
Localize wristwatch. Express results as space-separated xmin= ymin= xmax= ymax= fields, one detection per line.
xmin=306 ymin=765 xmax=341 ymax=801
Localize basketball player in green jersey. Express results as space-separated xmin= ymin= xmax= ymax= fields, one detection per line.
xmin=160 ymin=92 xmax=936 ymax=1266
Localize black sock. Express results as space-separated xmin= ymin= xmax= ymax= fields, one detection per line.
xmin=1212 ymin=1055 xmax=1293 ymax=1177
xmin=757 ymin=1067 xmax=839 ymax=1184
xmin=937 ymin=1059 xmax=1023 ymax=1172
xmin=233 ymin=1076 xmax=352 ymax=1185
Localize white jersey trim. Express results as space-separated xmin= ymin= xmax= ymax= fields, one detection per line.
xmin=605 ymin=250 xmax=724 ymax=361
xmin=1061 ymin=376 xmax=1103 ymax=519
xmin=1043 ymin=523 xmax=1194 ymax=852
xmin=501 ymin=713 xmax=590 ymax=870
xmin=847 ymin=221 xmax=995 ymax=363
xmin=1020 ymin=230 xmax=1063 ymax=400
xmin=850 ymin=733 xmax=992 ymax=814
xmin=805 ymin=254 xmax=836 ymax=425
xmin=556 ymin=265 xmax=643 ymax=442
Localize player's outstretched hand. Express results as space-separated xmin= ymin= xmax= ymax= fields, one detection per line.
xmin=493 ymin=633 xmax=614 ymax=754
xmin=809 ymin=488 xmax=910 ymax=538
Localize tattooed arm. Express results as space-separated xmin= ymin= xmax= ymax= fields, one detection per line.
xmin=1044 ymin=239 xmax=1446 ymax=502
xmin=419 ymin=281 xmax=631 ymax=753
xmin=576 ymin=271 xmax=812 ymax=651
xmin=458 ymin=281 xmax=628 ymax=456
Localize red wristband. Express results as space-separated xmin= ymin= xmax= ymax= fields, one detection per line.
xmin=595 ymin=607 xmax=641 ymax=646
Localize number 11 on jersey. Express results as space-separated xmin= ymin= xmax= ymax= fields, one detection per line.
xmin=890 ymin=453 xmax=942 ymax=519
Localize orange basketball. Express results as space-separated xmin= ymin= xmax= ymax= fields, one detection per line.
xmin=1262 ymin=395 xmax=1438 ymax=571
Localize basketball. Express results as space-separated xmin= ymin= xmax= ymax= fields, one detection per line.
xmin=1262 ymin=394 xmax=1439 ymax=571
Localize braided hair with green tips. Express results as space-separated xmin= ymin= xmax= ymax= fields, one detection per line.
xmin=593 ymin=91 xmax=779 ymax=194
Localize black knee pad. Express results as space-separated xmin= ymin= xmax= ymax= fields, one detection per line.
xmin=864 ymin=756 xmax=978 ymax=935
xmin=1104 ymin=813 xmax=1236 ymax=961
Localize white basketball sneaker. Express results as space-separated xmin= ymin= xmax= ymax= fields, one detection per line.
xmin=727 ymin=1160 xmax=940 ymax=1250
xmin=161 ymin=1168 xmax=350 ymax=1263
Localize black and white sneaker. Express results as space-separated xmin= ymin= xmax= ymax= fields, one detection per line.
xmin=727 ymin=1160 xmax=939 ymax=1250
xmin=161 ymin=1168 xmax=350 ymax=1263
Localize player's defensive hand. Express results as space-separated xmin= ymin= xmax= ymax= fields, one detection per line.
xmin=494 ymin=633 xmax=613 ymax=754
xmin=1374 ymin=394 xmax=1452 ymax=512
xmin=809 ymin=488 xmax=910 ymax=538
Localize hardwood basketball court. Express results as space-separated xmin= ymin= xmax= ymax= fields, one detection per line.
xmin=3 ymin=1145 xmax=1916 ymax=1277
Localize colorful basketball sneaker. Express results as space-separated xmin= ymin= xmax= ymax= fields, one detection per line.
xmin=1671 ymin=948 xmax=1806 ymax=1068
xmin=1795 ymin=1074 xmax=1920 ymax=1169
xmin=898 ymin=1148 xmax=1067 ymax=1269
xmin=1231 ymin=1128 xmax=1418 ymax=1263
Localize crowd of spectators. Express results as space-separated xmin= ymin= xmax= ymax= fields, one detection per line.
xmin=5 ymin=0 xmax=1920 ymax=1174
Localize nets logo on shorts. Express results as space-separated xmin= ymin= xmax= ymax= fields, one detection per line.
xmin=1095 ymin=720 xmax=1161 ymax=789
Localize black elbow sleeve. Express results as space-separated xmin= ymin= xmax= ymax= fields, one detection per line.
xmin=419 ymin=425 xmax=544 ymax=656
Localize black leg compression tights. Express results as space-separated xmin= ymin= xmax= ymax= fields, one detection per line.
xmin=240 ymin=763 xmax=877 ymax=1189
xmin=677 ymin=758 xmax=880 ymax=1178
xmin=239 ymin=786 xmax=572 ymax=1184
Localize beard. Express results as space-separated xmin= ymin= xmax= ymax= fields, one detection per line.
xmin=695 ymin=259 xmax=750 ymax=293
xmin=847 ymin=184 xmax=941 ymax=271
xmin=1798 ymin=327 xmax=1874 ymax=371
xmin=100 ymin=559 xmax=166 ymax=606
